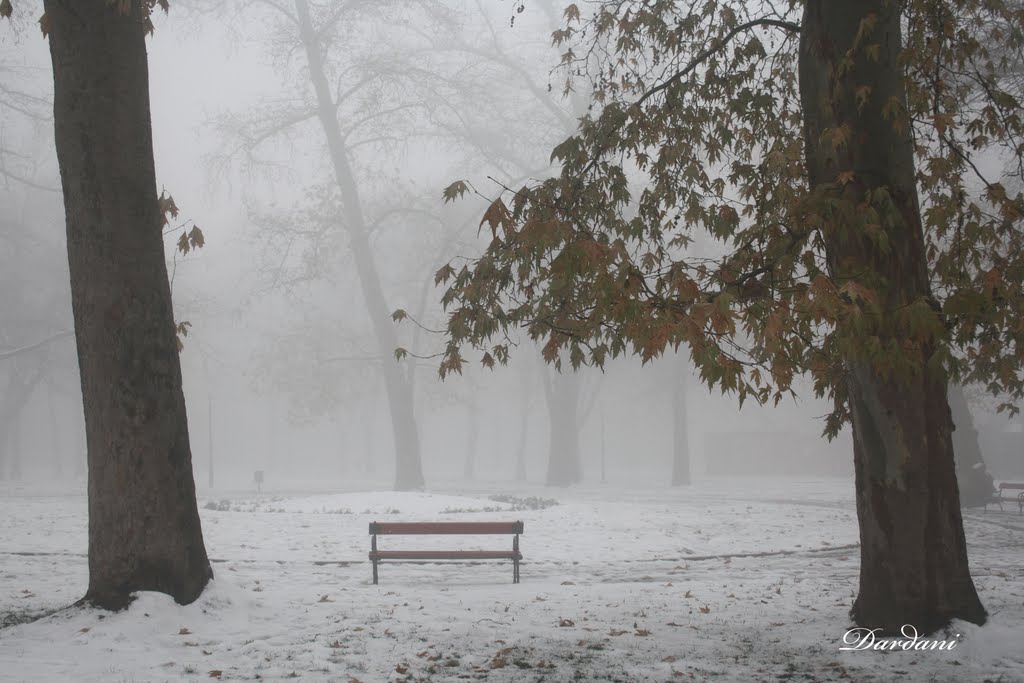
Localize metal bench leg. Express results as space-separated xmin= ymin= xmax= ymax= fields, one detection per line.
xmin=372 ymin=533 xmax=379 ymax=584
xmin=513 ymin=534 xmax=520 ymax=584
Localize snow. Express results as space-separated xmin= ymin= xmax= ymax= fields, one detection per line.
xmin=1 ymin=477 xmax=1023 ymax=682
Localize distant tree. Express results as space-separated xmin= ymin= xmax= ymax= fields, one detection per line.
xmin=4 ymin=0 xmax=213 ymax=608
xmin=438 ymin=0 xmax=1024 ymax=634
xmin=212 ymin=0 xmax=467 ymax=490
xmin=671 ymin=354 xmax=691 ymax=486
xmin=949 ymin=384 xmax=996 ymax=506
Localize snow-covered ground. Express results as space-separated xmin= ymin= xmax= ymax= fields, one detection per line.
xmin=1 ymin=477 xmax=1022 ymax=682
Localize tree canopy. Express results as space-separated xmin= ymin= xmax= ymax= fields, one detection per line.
xmin=435 ymin=0 xmax=1024 ymax=438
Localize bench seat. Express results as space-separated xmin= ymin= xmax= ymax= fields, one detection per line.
xmin=368 ymin=520 xmax=524 ymax=584
xmin=370 ymin=550 xmax=521 ymax=561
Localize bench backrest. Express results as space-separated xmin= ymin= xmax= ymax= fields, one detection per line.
xmin=369 ymin=521 xmax=524 ymax=535
xmin=998 ymin=482 xmax=1024 ymax=490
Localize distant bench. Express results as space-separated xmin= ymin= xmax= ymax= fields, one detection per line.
xmin=986 ymin=482 xmax=1024 ymax=514
xmin=368 ymin=521 xmax=523 ymax=585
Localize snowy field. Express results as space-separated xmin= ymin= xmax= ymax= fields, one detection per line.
xmin=1 ymin=477 xmax=1023 ymax=682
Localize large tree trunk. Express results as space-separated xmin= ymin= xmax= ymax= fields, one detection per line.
xmin=672 ymin=355 xmax=691 ymax=486
xmin=948 ymin=384 xmax=995 ymax=507
xmin=545 ymin=372 xmax=582 ymax=486
xmin=45 ymin=0 xmax=212 ymax=609
xmin=294 ymin=0 xmax=424 ymax=490
xmin=800 ymin=1 xmax=985 ymax=634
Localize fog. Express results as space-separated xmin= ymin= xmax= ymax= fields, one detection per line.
xmin=1 ymin=0 xmax=1021 ymax=494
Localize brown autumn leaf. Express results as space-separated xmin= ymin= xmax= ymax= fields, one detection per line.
xmin=158 ymin=192 xmax=179 ymax=222
xmin=699 ymin=605 xmax=711 ymax=614
xmin=318 ymin=594 xmax=332 ymax=603
xmin=178 ymin=627 xmax=192 ymax=635
xmin=558 ymin=618 xmax=575 ymax=627
xmin=479 ymin=198 xmax=511 ymax=240
xmin=442 ymin=180 xmax=469 ymax=203
xmin=635 ymin=628 xmax=651 ymax=636
xmin=394 ymin=663 xmax=409 ymax=674
xmin=608 ymin=629 xmax=628 ymax=636
xmin=188 ymin=225 xmax=205 ymax=249
xmin=207 ymin=670 xmax=222 ymax=679
xmin=177 ymin=230 xmax=190 ymax=254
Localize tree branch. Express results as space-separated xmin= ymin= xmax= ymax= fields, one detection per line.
xmin=636 ymin=18 xmax=801 ymax=109
xmin=0 ymin=330 xmax=74 ymax=361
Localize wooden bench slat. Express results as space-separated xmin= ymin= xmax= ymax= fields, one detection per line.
xmin=998 ymin=483 xmax=1024 ymax=490
xmin=370 ymin=550 xmax=521 ymax=561
xmin=369 ymin=521 xmax=524 ymax=535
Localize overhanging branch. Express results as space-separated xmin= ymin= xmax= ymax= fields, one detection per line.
xmin=0 ymin=330 xmax=74 ymax=361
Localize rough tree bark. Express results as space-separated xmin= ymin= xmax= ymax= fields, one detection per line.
xmin=293 ymin=0 xmax=424 ymax=490
xmin=44 ymin=0 xmax=212 ymax=608
xmin=799 ymin=0 xmax=986 ymax=633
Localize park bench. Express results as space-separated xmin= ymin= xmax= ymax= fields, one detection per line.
xmin=368 ymin=521 xmax=523 ymax=585
xmin=986 ymin=482 xmax=1024 ymax=514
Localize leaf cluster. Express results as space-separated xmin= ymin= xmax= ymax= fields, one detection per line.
xmin=437 ymin=0 xmax=1024 ymax=434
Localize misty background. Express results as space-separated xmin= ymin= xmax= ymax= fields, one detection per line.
xmin=2 ymin=0 xmax=1021 ymax=492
